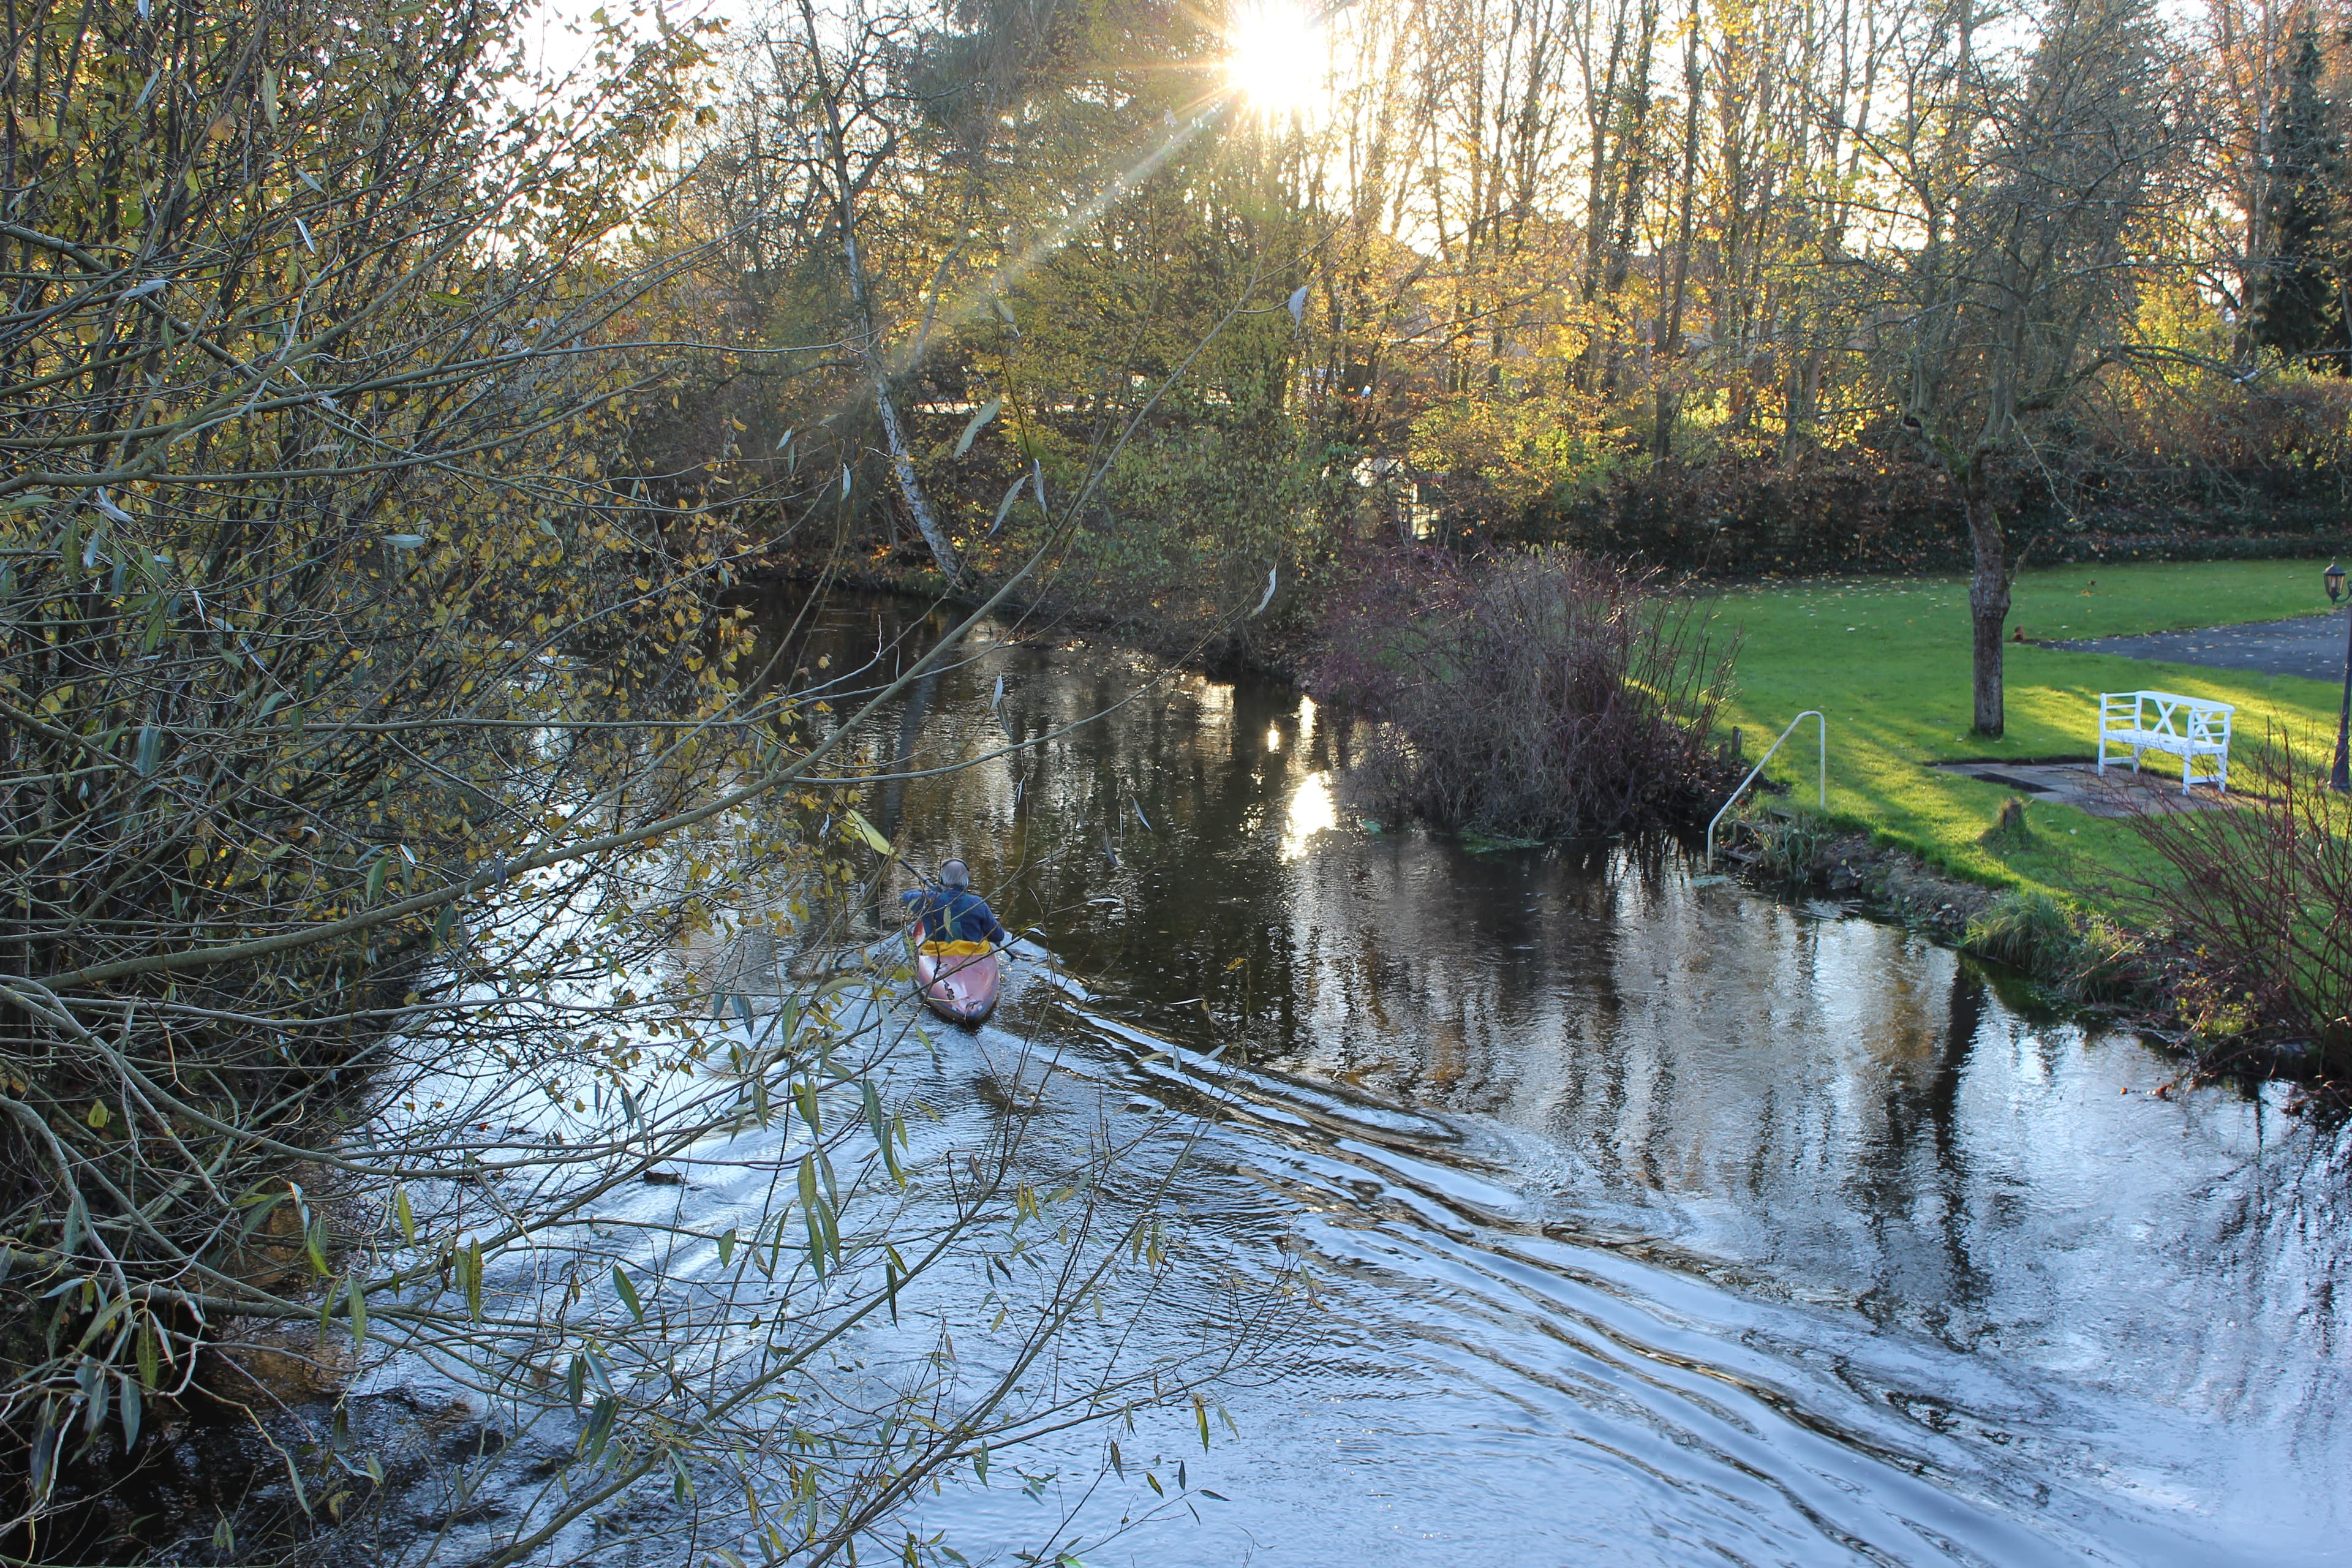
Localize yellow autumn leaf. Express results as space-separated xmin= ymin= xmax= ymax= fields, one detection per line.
xmin=844 ymin=810 xmax=894 ymax=856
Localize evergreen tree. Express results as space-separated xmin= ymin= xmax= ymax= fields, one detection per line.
xmin=2253 ymin=23 xmax=2348 ymax=369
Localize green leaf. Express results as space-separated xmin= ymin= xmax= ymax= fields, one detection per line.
xmin=862 ymin=1082 xmax=902 ymax=1186
xmin=394 ymin=1187 xmax=415 ymax=1247
xmin=425 ymin=290 xmax=469 ymax=308
xmin=118 ymin=1376 xmax=141 ymax=1448
xmin=565 ymin=1355 xmax=586 ymax=1408
xmin=582 ymin=1395 xmax=617 ymax=1464
xmin=612 ymin=1264 xmax=643 ymax=1322
xmin=716 ymin=1228 xmax=735 ymax=1268
xmin=990 ymin=473 xmax=1027 ymax=535
xmin=954 ymin=397 xmax=1002 ymax=457
xmin=798 ymin=1159 xmax=827 ymax=1278
xmin=464 ymin=1240 xmax=483 ymax=1322
xmin=347 ymin=1275 xmax=367 ymax=1346
xmin=366 ymin=856 xmax=388 ymax=903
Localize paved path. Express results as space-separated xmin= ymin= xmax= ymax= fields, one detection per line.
xmin=2043 ymin=612 xmax=2351 ymax=682
xmin=1934 ymin=759 xmax=2245 ymax=816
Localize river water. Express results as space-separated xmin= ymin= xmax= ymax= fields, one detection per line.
xmin=788 ymin=594 xmax=2350 ymax=1567
xmin=147 ymin=592 xmax=2346 ymax=1567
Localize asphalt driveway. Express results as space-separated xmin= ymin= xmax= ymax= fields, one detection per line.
xmin=2043 ymin=612 xmax=2351 ymax=683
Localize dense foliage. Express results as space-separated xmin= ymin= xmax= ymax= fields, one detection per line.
xmin=1309 ymin=552 xmax=1737 ymax=839
xmin=624 ymin=0 xmax=2352 ymax=732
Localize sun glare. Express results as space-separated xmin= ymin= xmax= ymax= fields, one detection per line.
xmin=1226 ymin=1 xmax=1325 ymax=118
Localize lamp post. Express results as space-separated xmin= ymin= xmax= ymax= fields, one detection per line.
xmin=2329 ymin=561 xmax=2351 ymax=792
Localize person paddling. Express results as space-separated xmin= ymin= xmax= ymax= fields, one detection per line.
xmin=900 ymin=859 xmax=1009 ymax=954
xmin=902 ymin=860 xmax=1009 ymax=1025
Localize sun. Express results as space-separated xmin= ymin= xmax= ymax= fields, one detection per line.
xmin=1225 ymin=1 xmax=1325 ymax=118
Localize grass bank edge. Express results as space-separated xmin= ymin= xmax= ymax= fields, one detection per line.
xmin=1713 ymin=557 xmax=2350 ymax=911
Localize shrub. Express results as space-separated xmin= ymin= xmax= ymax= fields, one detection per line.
xmin=1962 ymin=890 xmax=2146 ymax=1001
xmin=2070 ymin=916 xmax=2146 ymax=1002
xmin=1736 ymin=804 xmax=1836 ymax=883
xmin=2127 ymin=736 xmax=2352 ymax=1069
xmin=1309 ymin=549 xmax=1738 ymax=839
xmin=1966 ymin=891 xmax=2082 ymax=974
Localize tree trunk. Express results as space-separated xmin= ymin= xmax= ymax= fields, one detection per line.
xmin=1962 ymin=459 xmax=2008 ymax=737
xmin=1653 ymin=0 xmax=1702 ymax=461
xmin=799 ymin=0 xmax=963 ymax=587
xmin=870 ymin=374 xmax=962 ymax=584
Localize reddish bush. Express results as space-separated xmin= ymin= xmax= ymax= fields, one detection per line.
xmin=2127 ymin=736 xmax=2352 ymax=1074
xmin=1308 ymin=549 xmax=1738 ymax=839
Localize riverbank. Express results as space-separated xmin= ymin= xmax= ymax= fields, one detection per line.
xmin=1709 ymin=560 xmax=2351 ymax=1091
xmin=1710 ymin=816 xmax=2343 ymax=1096
xmin=770 ymin=554 xmax=2350 ymax=1086
xmin=1713 ymin=559 xmax=2347 ymax=906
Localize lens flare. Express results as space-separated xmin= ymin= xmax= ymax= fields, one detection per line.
xmin=1226 ymin=1 xmax=1324 ymax=118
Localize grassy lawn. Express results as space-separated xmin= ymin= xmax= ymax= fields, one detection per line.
xmin=1713 ymin=558 xmax=2350 ymax=908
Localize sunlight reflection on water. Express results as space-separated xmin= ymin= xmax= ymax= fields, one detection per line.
xmin=1280 ymin=771 xmax=1338 ymax=861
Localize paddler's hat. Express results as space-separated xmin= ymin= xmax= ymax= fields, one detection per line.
xmin=940 ymin=859 xmax=971 ymax=888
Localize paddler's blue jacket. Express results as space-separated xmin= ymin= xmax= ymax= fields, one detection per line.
xmin=900 ymin=886 xmax=1009 ymax=946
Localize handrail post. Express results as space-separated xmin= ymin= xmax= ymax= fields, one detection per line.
xmin=1706 ymin=710 xmax=1826 ymax=870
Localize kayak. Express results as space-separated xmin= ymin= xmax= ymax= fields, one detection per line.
xmin=914 ymin=940 xmax=1001 ymax=1027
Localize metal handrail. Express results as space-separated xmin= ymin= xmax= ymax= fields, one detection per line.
xmin=1705 ymin=710 xmax=1826 ymax=869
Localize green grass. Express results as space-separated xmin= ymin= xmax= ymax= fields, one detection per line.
xmin=1712 ymin=558 xmax=2350 ymax=908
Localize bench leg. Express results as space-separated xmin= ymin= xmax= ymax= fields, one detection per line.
xmin=2182 ymin=752 xmax=2192 ymax=795
xmin=2097 ymin=735 xmax=2107 ymax=776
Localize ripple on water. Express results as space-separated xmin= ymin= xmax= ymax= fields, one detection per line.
xmin=327 ymin=594 xmax=2350 ymax=1567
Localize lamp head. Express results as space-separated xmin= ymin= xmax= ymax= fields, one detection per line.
xmin=2329 ymin=561 xmax=2347 ymax=603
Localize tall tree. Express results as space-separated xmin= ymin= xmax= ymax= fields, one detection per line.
xmin=2250 ymin=21 xmax=2347 ymax=369
xmin=1894 ymin=0 xmax=2184 ymax=735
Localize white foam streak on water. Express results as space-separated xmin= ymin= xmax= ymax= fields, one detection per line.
xmin=864 ymin=989 xmax=2334 ymax=1567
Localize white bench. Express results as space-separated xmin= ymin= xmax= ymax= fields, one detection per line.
xmin=2097 ymin=690 xmax=2233 ymax=794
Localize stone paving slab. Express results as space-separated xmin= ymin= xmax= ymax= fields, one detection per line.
xmin=1932 ymin=758 xmax=2250 ymax=817
xmin=2041 ymin=612 xmax=2351 ymax=683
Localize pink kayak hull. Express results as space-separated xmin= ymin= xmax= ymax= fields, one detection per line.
xmin=916 ymin=948 xmax=1001 ymax=1026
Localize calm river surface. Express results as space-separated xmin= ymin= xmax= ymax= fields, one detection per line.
xmin=741 ymin=593 xmax=2350 ymax=1567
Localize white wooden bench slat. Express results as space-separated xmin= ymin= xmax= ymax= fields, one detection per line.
xmin=2097 ymin=690 xmax=2233 ymax=794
